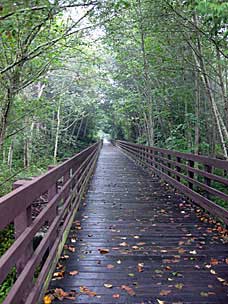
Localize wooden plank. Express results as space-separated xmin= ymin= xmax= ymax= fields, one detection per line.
xmin=46 ymin=143 xmax=228 ymax=304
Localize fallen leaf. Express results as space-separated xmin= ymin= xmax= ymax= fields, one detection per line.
xmin=200 ymin=291 xmax=208 ymax=297
xmin=159 ymin=290 xmax=171 ymax=296
xmin=64 ymin=245 xmax=76 ymax=252
xmin=54 ymin=288 xmax=69 ymax=301
xmin=178 ymin=248 xmax=185 ymax=254
xmin=52 ymin=271 xmax=64 ymax=279
xmin=175 ymin=283 xmax=184 ymax=289
xmin=210 ymin=258 xmax=218 ymax=265
xmin=69 ymin=270 xmax=79 ymax=276
xmin=217 ymin=277 xmax=225 ymax=282
xmin=157 ymin=300 xmax=165 ymax=304
xmin=121 ymin=285 xmax=136 ymax=296
xmin=107 ymin=264 xmax=115 ymax=269
xmin=128 ymin=273 xmax=135 ymax=277
xmin=120 ymin=242 xmax=128 ymax=246
xmin=104 ymin=284 xmax=113 ymax=288
xmin=43 ymin=295 xmax=54 ymax=304
xmin=80 ymin=286 xmax=96 ymax=297
xmin=189 ymin=250 xmax=197 ymax=255
xmin=137 ymin=242 xmax=146 ymax=246
xmin=138 ymin=262 xmax=144 ymax=272
xmin=113 ymin=294 xmax=120 ymax=299
xmin=98 ymin=248 xmax=109 ymax=254
xmin=60 ymin=254 xmax=69 ymax=260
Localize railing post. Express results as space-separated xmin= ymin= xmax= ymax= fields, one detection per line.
xmin=48 ymin=165 xmax=58 ymax=223
xmin=160 ymin=152 xmax=164 ymax=172
xmin=13 ymin=180 xmax=33 ymax=289
xmin=204 ymin=164 xmax=212 ymax=198
xmin=176 ymin=157 xmax=181 ymax=182
xmin=167 ymin=154 xmax=171 ymax=176
xmin=188 ymin=160 xmax=194 ymax=190
xmin=150 ymin=149 xmax=154 ymax=167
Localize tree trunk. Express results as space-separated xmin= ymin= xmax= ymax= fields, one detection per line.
xmin=194 ymin=69 xmax=200 ymax=155
xmin=7 ymin=138 xmax=14 ymax=171
xmin=75 ymin=118 xmax=83 ymax=142
xmin=0 ymin=89 xmax=14 ymax=149
xmin=83 ymin=117 xmax=88 ymax=138
xmin=53 ymin=101 xmax=61 ymax=164
xmin=191 ymin=15 xmax=228 ymax=158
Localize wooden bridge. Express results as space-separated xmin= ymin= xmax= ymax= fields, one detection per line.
xmin=0 ymin=141 xmax=228 ymax=304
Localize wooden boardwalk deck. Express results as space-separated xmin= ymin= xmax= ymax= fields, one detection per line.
xmin=48 ymin=143 xmax=228 ymax=304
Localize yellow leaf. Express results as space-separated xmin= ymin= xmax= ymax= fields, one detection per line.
xmin=43 ymin=295 xmax=53 ymax=304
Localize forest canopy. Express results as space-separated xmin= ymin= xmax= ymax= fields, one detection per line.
xmin=0 ymin=0 xmax=228 ymax=195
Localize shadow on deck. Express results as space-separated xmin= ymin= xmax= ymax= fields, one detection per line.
xmin=48 ymin=143 xmax=228 ymax=304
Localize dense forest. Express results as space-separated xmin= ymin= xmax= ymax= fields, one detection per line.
xmin=0 ymin=0 xmax=228 ymax=302
xmin=0 ymin=0 xmax=228 ymax=197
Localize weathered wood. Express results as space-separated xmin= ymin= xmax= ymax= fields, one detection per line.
xmin=47 ymin=143 xmax=228 ymax=304
xmin=0 ymin=142 xmax=101 ymax=304
xmin=117 ymin=140 xmax=228 ymax=225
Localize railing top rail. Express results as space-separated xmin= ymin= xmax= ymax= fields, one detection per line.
xmin=0 ymin=141 xmax=101 ymax=304
xmin=0 ymin=142 xmax=98 ymax=230
xmin=116 ymin=140 xmax=228 ymax=225
xmin=117 ymin=140 xmax=228 ymax=170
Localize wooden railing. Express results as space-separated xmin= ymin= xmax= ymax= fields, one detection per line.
xmin=116 ymin=140 xmax=228 ymax=225
xmin=0 ymin=141 xmax=102 ymax=304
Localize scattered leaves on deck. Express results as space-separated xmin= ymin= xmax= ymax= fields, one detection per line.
xmin=121 ymin=285 xmax=136 ymax=296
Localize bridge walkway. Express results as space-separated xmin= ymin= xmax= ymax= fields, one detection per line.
xmin=48 ymin=143 xmax=228 ymax=303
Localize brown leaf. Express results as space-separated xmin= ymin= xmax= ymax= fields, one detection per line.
xmin=107 ymin=264 xmax=115 ymax=269
xmin=98 ymin=248 xmax=109 ymax=254
xmin=121 ymin=285 xmax=136 ymax=296
xmin=52 ymin=271 xmax=64 ymax=279
xmin=64 ymin=245 xmax=76 ymax=253
xmin=69 ymin=270 xmax=79 ymax=276
xmin=54 ymin=288 xmax=69 ymax=300
xmin=112 ymin=294 xmax=120 ymax=299
xmin=210 ymin=258 xmax=218 ymax=266
xmin=137 ymin=262 xmax=144 ymax=272
xmin=159 ymin=289 xmax=171 ymax=296
xmin=178 ymin=248 xmax=186 ymax=254
xmin=80 ymin=286 xmax=96 ymax=297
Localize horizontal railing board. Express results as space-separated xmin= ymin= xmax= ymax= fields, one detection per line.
xmin=0 ymin=143 xmax=97 ymax=230
xmin=0 ymin=148 xmax=96 ymax=285
xmin=116 ymin=141 xmax=228 ymax=225
xmin=118 ymin=140 xmax=228 ymax=170
xmin=0 ymin=141 xmax=101 ymax=304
